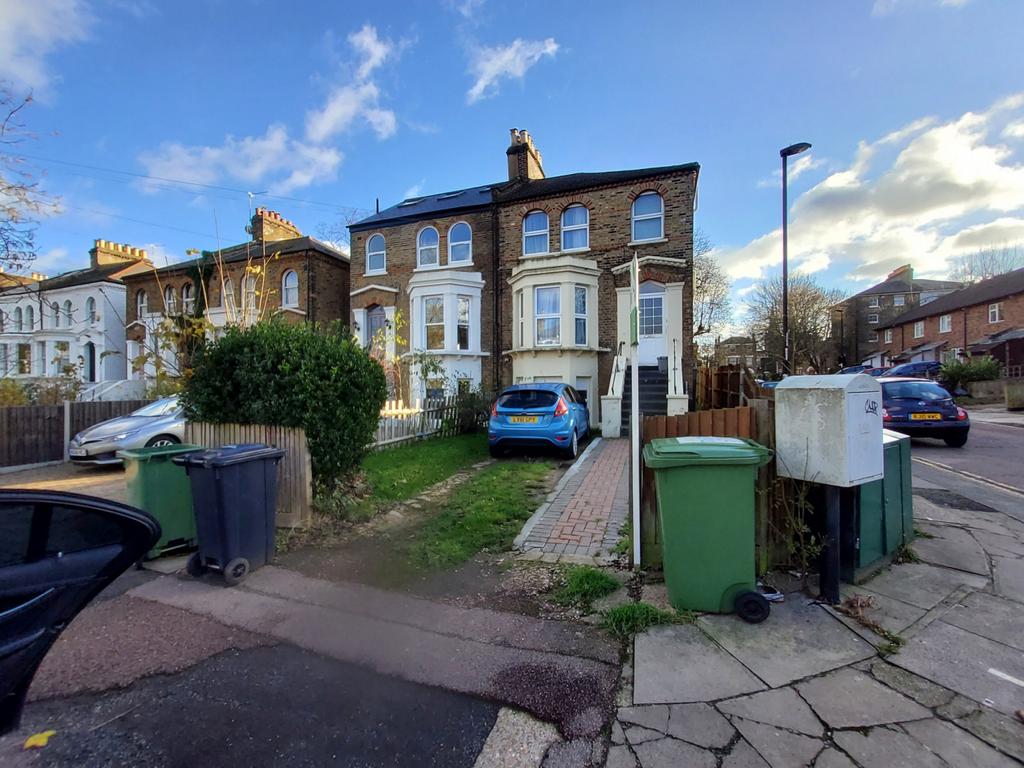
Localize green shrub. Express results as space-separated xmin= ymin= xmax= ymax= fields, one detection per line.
xmin=0 ymin=378 xmax=29 ymax=407
xmin=940 ymin=355 xmax=1001 ymax=392
xmin=180 ymin=320 xmax=387 ymax=486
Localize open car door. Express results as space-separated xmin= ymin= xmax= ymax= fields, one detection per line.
xmin=0 ymin=490 xmax=159 ymax=734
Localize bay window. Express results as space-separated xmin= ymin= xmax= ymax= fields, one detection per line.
xmin=535 ymin=286 xmax=560 ymax=345
xmin=574 ymin=286 xmax=587 ymax=346
xmin=457 ymin=296 xmax=470 ymax=350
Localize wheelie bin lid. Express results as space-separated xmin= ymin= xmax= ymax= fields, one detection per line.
xmin=171 ymin=443 xmax=286 ymax=469
xmin=642 ymin=436 xmax=772 ymax=468
xmin=116 ymin=444 xmax=202 ymax=462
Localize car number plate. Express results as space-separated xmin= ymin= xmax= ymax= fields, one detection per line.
xmin=510 ymin=416 xmax=538 ymax=424
xmin=910 ymin=413 xmax=942 ymax=421
xmin=69 ymin=447 xmax=87 ymax=457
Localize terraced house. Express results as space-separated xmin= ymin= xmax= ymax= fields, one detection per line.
xmin=349 ymin=129 xmax=698 ymax=434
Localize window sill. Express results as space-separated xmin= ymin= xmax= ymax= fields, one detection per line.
xmin=560 ymin=247 xmax=591 ymax=255
xmin=627 ymin=238 xmax=668 ymax=246
xmin=364 ymin=269 xmax=387 ymax=277
xmin=413 ymin=262 xmax=475 ymax=273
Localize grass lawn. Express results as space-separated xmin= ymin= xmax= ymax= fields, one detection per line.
xmin=409 ymin=460 xmax=554 ymax=568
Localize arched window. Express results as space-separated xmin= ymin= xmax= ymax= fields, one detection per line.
xmin=163 ymin=285 xmax=177 ymax=314
xmin=448 ymin=222 xmax=472 ymax=264
xmin=136 ymin=289 xmax=148 ymax=317
xmin=366 ymin=234 xmax=386 ymax=274
xmin=25 ymin=305 xmax=34 ymax=330
xmin=14 ymin=307 xmax=23 ymax=332
xmin=522 ymin=211 xmax=549 ymax=256
xmin=182 ymin=283 xmax=195 ymax=314
xmin=86 ymin=297 xmax=97 ymax=323
xmin=631 ymin=192 xmax=664 ymax=242
xmin=281 ymin=270 xmax=299 ymax=307
xmin=417 ymin=227 xmax=439 ymax=268
xmin=222 ymin=278 xmax=236 ymax=313
xmin=63 ymin=300 xmax=73 ymax=326
xmin=52 ymin=301 xmax=61 ymax=328
xmin=561 ymin=205 xmax=589 ymax=251
xmin=242 ymin=275 xmax=257 ymax=312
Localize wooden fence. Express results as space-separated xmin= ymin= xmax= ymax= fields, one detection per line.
xmin=696 ymin=365 xmax=764 ymax=410
xmin=184 ymin=422 xmax=312 ymax=528
xmin=374 ymin=397 xmax=462 ymax=449
xmin=0 ymin=399 xmax=152 ymax=470
xmin=640 ymin=401 xmax=779 ymax=571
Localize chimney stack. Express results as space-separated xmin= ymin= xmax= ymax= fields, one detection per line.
xmin=887 ymin=264 xmax=914 ymax=282
xmin=506 ymin=128 xmax=545 ymax=182
xmin=91 ymin=239 xmax=150 ymax=268
xmin=250 ymin=207 xmax=302 ymax=243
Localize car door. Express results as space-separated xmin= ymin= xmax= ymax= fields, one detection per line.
xmin=0 ymin=491 xmax=159 ymax=734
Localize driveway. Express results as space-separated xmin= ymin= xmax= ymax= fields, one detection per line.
xmin=0 ymin=462 xmax=127 ymax=503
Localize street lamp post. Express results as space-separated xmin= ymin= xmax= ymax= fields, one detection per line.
xmin=780 ymin=141 xmax=811 ymax=375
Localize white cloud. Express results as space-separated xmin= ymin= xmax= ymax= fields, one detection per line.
xmin=448 ymin=0 xmax=485 ymax=18
xmin=403 ymin=179 xmax=425 ymax=200
xmin=305 ymin=82 xmax=396 ymax=143
xmin=0 ymin=0 xmax=91 ymax=94
xmin=872 ymin=0 xmax=972 ymax=16
xmin=717 ymin=93 xmax=1024 ymax=285
xmin=1003 ymin=120 xmax=1024 ymax=139
xmin=757 ymin=153 xmax=825 ymax=188
xmin=348 ymin=23 xmax=394 ymax=81
xmin=466 ymin=37 xmax=558 ymax=104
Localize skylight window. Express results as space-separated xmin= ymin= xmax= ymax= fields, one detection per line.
xmin=438 ymin=191 xmax=464 ymax=200
xmin=398 ymin=198 xmax=424 ymax=207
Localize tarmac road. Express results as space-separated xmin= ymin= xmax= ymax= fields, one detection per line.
xmin=906 ymin=420 xmax=1024 ymax=495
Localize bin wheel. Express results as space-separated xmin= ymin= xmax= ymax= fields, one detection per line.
xmin=186 ymin=552 xmax=206 ymax=577
xmin=223 ymin=558 xmax=250 ymax=586
xmin=735 ymin=591 xmax=770 ymax=624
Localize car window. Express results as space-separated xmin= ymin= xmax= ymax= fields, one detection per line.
xmin=0 ymin=503 xmax=34 ymax=567
xmin=45 ymin=505 xmax=126 ymax=557
xmin=498 ymin=390 xmax=558 ymax=409
xmin=132 ymin=398 xmax=179 ymax=418
xmin=882 ymin=381 xmax=952 ymax=401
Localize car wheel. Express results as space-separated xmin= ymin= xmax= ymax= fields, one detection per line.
xmin=488 ymin=444 xmax=504 ymax=459
xmin=145 ymin=435 xmax=180 ymax=448
xmin=944 ymin=433 xmax=968 ymax=448
xmin=563 ymin=430 xmax=579 ymax=460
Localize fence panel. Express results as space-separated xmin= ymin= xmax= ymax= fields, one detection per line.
xmin=0 ymin=405 xmax=64 ymax=468
xmin=184 ymin=422 xmax=312 ymax=528
xmin=70 ymin=400 xmax=151 ymax=439
xmin=373 ymin=396 xmax=462 ymax=449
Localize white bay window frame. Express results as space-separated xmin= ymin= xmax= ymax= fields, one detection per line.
xmin=535 ymin=285 xmax=560 ymax=346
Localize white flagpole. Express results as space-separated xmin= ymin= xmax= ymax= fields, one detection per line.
xmin=630 ymin=251 xmax=641 ymax=569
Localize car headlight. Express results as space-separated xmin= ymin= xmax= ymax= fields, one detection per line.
xmin=111 ymin=430 xmax=139 ymax=442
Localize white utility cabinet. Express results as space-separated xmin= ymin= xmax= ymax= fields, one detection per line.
xmin=774 ymin=374 xmax=884 ymax=487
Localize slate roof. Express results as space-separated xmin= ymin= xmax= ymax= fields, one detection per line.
xmin=349 ymin=162 xmax=700 ymax=231
xmin=136 ymin=236 xmax=348 ymax=276
xmin=36 ymin=263 xmax=134 ymax=291
xmin=849 ymin=274 xmax=961 ymax=299
xmin=882 ymin=267 xmax=1024 ymax=328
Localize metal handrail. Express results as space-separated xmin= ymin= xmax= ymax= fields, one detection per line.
xmin=671 ymin=339 xmax=679 ymax=395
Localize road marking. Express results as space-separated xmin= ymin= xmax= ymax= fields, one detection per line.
xmin=988 ymin=668 xmax=1024 ymax=688
xmin=912 ymin=457 xmax=1024 ymax=498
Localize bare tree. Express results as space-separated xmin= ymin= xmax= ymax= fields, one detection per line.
xmin=948 ymin=245 xmax=1024 ymax=284
xmin=692 ymin=229 xmax=732 ymax=337
xmin=1 ymin=83 xmax=57 ymax=272
xmin=746 ymin=273 xmax=845 ymax=373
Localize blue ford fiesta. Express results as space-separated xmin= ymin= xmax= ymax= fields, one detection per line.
xmin=881 ymin=377 xmax=970 ymax=447
xmin=488 ymin=383 xmax=590 ymax=459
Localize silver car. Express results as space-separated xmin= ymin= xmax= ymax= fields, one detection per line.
xmin=68 ymin=397 xmax=185 ymax=465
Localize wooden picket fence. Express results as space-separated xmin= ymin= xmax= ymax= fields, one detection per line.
xmin=184 ymin=422 xmax=312 ymax=528
xmin=374 ymin=397 xmax=461 ymax=449
xmin=640 ymin=401 xmax=780 ymax=571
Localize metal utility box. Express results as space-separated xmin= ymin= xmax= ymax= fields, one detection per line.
xmin=775 ymin=374 xmax=883 ymax=488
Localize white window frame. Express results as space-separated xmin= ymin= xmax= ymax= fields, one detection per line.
xmin=631 ymin=192 xmax=664 ymax=242
xmin=517 ymin=290 xmax=524 ymax=347
xmin=913 ymin=321 xmax=924 ymax=339
xmin=574 ymin=285 xmax=587 ymax=346
xmin=868 ymin=296 xmax=880 ymax=308
xmin=242 ymin=275 xmax=257 ymax=313
xmin=989 ymin=302 xmax=1004 ymax=323
xmin=522 ymin=211 xmax=549 ymax=256
xmin=939 ymin=314 xmax=952 ymax=333
xmin=63 ymin=300 xmax=73 ymax=326
xmin=867 ymin=331 xmax=878 ymax=343
xmin=423 ymin=295 xmax=445 ymax=351
xmin=448 ymin=222 xmax=472 ymax=264
xmin=535 ymin=285 xmax=560 ymax=346
xmin=417 ymin=226 xmax=439 ymax=269
xmin=52 ymin=301 xmax=61 ymax=329
xmin=164 ymin=286 xmax=177 ymax=314
xmin=282 ymin=270 xmax=299 ymax=308
xmin=86 ymin=297 xmax=97 ymax=324
xmin=181 ymin=284 xmax=195 ymax=314
xmin=13 ymin=307 xmax=23 ymax=332
xmin=456 ymin=295 xmax=471 ymax=351
xmin=25 ymin=305 xmax=33 ymax=330
xmin=893 ymin=294 xmax=905 ymax=307
xmin=884 ymin=329 xmax=893 ymax=344
xmin=222 ymin=279 xmax=236 ymax=314
xmin=867 ymin=313 xmax=879 ymax=324
xmin=561 ymin=205 xmax=589 ymax=252
xmin=136 ymin=290 xmax=148 ymax=317
xmin=365 ymin=233 xmax=387 ymax=275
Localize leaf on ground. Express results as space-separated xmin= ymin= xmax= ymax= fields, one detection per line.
xmin=23 ymin=730 xmax=57 ymax=750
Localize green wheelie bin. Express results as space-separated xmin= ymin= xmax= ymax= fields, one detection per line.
xmin=118 ymin=444 xmax=202 ymax=559
xmin=643 ymin=436 xmax=773 ymax=623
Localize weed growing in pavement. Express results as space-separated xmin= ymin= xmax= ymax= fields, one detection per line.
xmin=913 ymin=527 xmax=935 ymax=539
xmin=553 ymin=566 xmax=620 ymax=610
xmin=837 ymin=594 xmax=907 ymax=657
xmin=766 ymin=476 xmax=822 ymax=591
xmin=612 ymin=519 xmax=632 ymax=558
xmin=601 ymin=602 xmax=677 ymax=639
xmin=894 ymin=543 xmax=922 ymax=564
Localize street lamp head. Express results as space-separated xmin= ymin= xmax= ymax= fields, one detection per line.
xmin=781 ymin=142 xmax=812 ymax=158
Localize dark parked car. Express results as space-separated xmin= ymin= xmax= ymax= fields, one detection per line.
xmin=0 ymin=491 xmax=159 ymax=734
xmin=881 ymin=361 xmax=942 ymax=379
xmin=838 ymin=365 xmax=869 ymax=374
xmin=881 ymin=377 xmax=970 ymax=447
xmin=864 ymin=367 xmax=890 ymax=377
xmin=488 ymin=383 xmax=590 ymax=459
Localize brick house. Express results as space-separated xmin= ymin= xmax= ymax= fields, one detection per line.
xmin=122 ymin=208 xmax=350 ymax=379
xmin=348 ymin=129 xmax=698 ymax=434
xmin=831 ymin=264 xmax=960 ymax=367
xmin=877 ymin=267 xmax=1024 ymax=369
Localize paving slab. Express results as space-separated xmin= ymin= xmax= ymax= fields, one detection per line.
xmin=473 ymin=708 xmax=560 ymax=768
xmin=992 ymin=555 xmax=1024 ymax=602
xmin=632 ymin=624 xmax=765 ymax=705
xmin=833 ymin=726 xmax=947 ymax=768
xmin=943 ymin=591 xmax=1024 ymax=651
xmin=834 ymin=584 xmax=927 ymax=636
xmin=814 ymin=748 xmax=857 ymax=768
xmin=717 ymin=687 xmax=823 ymax=736
xmin=632 ymin=737 xmax=716 ymax=768
xmin=730 ymin=718 xmax=823 ymax=768
xmin=955 ymin=707 xmax=1024 ymax=764
xmin=721 ymin=739 xmax=770 ymax=768
xmin=912 ymin=525 xmax=990 ymax=576
xmin=861 ymin=562 xmax=988 ymax=610
xmin=865 ymin=660 xmax=956 ymax=709
xmin=605 ymin=745 xmax=638 ymax=768
xmin=974 ymin=529 xmax=1024 ymax=558
xmin=617 ymin=704 xmax=669 ymax=733
xmin=892 ymin=619 xmax=1024 ymax=718
xmin=665 ymin=703 xmax=735 ymax=748
xmin=623 ymin=725 xmax=663 ymax=745
xmin=795 ymin=667 xmax=930 ymax=728
xmin=901 ymin=717 xmax=1021 ymax=768
xmin=698 ymin=598 xmax=874 ymax=688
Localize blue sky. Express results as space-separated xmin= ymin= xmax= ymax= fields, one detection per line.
xmin=4 ymin=0 xmax=1024 ymax=320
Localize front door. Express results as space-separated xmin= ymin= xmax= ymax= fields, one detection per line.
xmin=366 ymin=305 xmax=386 ymax=351
xmin=637 ymin=283 xmax=665 ymax=366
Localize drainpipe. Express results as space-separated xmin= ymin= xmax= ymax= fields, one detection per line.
xmin=491 ymin=200 xmax=500 ymax=393
xmin=962 ymin=308 xmax=968 ymax=358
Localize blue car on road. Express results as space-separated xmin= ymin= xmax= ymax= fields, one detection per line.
xmin=488 ymin=383 xmax=590 ymax=459
xmin=881 ymin=377 xmax=970 ymax=447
